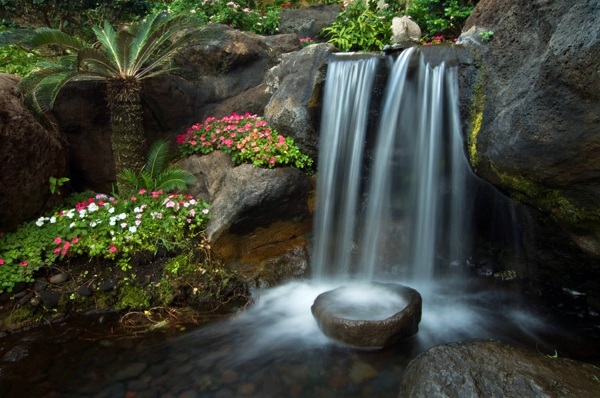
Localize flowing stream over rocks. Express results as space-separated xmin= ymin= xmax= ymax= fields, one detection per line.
xmin=1 ymin=48 xmax=599 ymax=397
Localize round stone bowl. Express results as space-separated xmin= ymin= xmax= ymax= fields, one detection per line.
xmin=311 ymin=282 xmax=422 ymax=349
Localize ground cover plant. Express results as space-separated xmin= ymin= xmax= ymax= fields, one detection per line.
xmin=178 ymin=112 xmax=314 ymax=170
xmin=0 ymin=190 xmax=210 ymax=293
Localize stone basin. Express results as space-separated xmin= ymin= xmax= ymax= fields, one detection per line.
xmin=311 ymin=282 xmax=422 ymax=349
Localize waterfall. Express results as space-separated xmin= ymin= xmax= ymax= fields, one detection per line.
xmin=312 ymin=47 xmax=474 ymax=282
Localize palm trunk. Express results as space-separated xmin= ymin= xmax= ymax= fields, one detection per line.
xmin=107 ymin=78 xmax=146 ymax=193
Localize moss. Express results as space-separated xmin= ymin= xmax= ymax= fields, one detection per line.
xmin=491 ymin=165 xmax=600 ymax=239
xmin=115 ymin=284 xmax=151 ymax=311
xmin=467 ymin=63 xmax=487 ymax=169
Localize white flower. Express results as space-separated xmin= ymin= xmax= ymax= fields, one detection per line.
xmin=121 ymin=223 xmax=127 ymax=228
xmin=70 ymin=222 xmax=76 ymax=228
xmin=90 ymin=221 xmax=97 ymax=227
xmin=35 ymin=217 xmax=45 ymax=227
xmin=79 ymin=209 xmax=87 ymax=218
xmin=202 ymin=209 xmax=209 ymax=214
xmin=108 ymin=207 xmax=115 ymax=213
xmin=66 ymin=210 xmax=75 ymax=218
xmin=129 ymin=226 xmax=137 ymax=233
xmin=118 ymin=213 xmax=127 ymax=220
xmin=88 ymin=203 xmax=99 ymax=212
xmin=50 ymin=216 xmax=57 ymax=224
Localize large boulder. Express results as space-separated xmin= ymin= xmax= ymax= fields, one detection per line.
xmin=278 ymin=4 xmax=340 ymax=39
xmin=264 ymin=43 xmax=335 ymax=159
xmin=0 ymin=74 xmax=68 ymax=230
xmin=183 ymin=155 xmax=314 ymax=287
xmin=459 ymin=1 xmax=600 ymax=302
xmin=399 ymin=340 xmax=600 ymax=398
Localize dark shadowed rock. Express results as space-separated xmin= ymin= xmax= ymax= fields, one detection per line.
xmin=459 ymin=0 xmax=600 ymax=305
xmin=0 ymin=74 xmax=68 ymax=230
xmin=460 ymin=0 xmax=600 ymax=250
xmin=399 ymin=340 xmax=600 ymax=398
xmin=312 ymin=283 xmax=422 ymax=349
xmin=264 ymin=43 xmax=336 ymax=159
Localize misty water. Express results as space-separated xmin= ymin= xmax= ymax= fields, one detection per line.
xmin=1 ymin=48 xmax=599 ymax=397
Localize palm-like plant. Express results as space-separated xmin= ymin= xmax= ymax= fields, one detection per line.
xmin=119 ymin=139 xmax=196 ymax=194
xmin=17 ymin=12 xmax=219 ymax=192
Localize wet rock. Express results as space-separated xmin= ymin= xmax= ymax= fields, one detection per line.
xmin=312 ymin=283 xmax=422 ymax=349
xmin=17 ymin=291 xmax=34 ymax=306
xmin=113 ymin=362 xmax=147 ymax=381
xmin=278 ymin=4 xmax=340 ymax=39
xmin=34 ymin=280 xmax=48 ymax=292
xmin=49 ymin=273 xmax=69 ymax=285
xmin=398 ymin=340 xmax=600 ymax=398
xmin=77 ymin=285 xmax=93 ymax=297
xmin=99 ymin=279 xmax=117 ymax=292
xmin=39 ymin=290 xmax=60 ymax=308
xmin=2 ymin=345 xmax=30 ymax=362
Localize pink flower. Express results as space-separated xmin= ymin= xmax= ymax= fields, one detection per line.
xmin=109 ymin=245 xmax=117 ymax=253
xmin=269 ymin=157 xmax=276 ymax=165
xmin=54 ymin=248 xmax=61 ymax=254
xmin=72 ymin=237 xmax=79 ymax=244
xmin=0 ymin=259 xmax=4 ymax=265
xmin=138 ymin=189 xmax=147 ymax=194
xmin=21 ymin=261 xmax=28 ymax=267
xmin=54 ymin=237 xmax=62 ymax=245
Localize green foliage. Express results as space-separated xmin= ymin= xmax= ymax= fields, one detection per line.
xmin=178 ymin=112 xmax=313 ymax=170
xmin=153 ymin=0 xmax=281 ymax=35
xmin=0 ymin=0 xmax=153 ymax=39
xmin=119 ymin=139 xmax=196 ymax=194
xmin=479 ymin=30 xmax=493 ymax=42
xmin=0 ymin=190 xmax=211 ymax=293
xmin=321 ymin=0 xmax=395 ymax=52
xmin=406 ymin=0 xmax=475 ymax=42
xmin=0 ymin=27 xmax=44 ymax=75
xmin=49 ymin=176 xmax=70 ymax=194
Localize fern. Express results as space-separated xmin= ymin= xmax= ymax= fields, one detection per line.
xmin=119 ymin=140 xmax=195 ymax=194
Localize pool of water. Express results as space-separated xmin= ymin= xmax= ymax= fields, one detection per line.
xmin=1 ymin=278 xmax=599 ymax=398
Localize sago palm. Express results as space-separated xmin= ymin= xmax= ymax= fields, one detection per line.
xmin=17 ymin=12 xmax=220 ymax=192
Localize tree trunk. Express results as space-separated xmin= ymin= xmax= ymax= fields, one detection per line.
xmin=107 ymin=78 xmax=146 ymax=193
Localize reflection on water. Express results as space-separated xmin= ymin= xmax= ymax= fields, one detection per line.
xmin=1 ymin=278 xmax=598 ymax=398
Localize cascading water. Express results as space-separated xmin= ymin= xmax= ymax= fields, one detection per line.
xmin=312 ymin=47 xmax=474 ymax=283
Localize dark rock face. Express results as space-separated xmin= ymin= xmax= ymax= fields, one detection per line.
xmin=311 ymin=283 xmax=422 ymax=349
xmin=459 ymin=1 xmax=600 ymax=302
xmin=0 ymin=74 xmax=68 ymax=230
xmin=265 ymin=43 xmax=335 ymax=159
xmin=399 ymin=340 xmax=600 ymax=398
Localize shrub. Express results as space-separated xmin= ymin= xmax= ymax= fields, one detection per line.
xmin=178 ymin=112 xmax=313 ymax=170
xmin=0 ymin=190 xmax=210 ymax=293
xmin=321 ymin=0 xmax=395 ymax=52
xmin=406 ymin=0 xmax=476 ymax=42
xmin=153 ymin=0 xmax=281 ymax=35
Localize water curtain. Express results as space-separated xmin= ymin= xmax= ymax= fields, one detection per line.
xmin=312 ymin=47 xmax=472 ymax=282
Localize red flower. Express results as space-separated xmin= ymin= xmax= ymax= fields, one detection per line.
xmin=21 ymin=261 xmax=28 ymax=267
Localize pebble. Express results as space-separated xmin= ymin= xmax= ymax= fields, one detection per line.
xmin=236 ymin=383 xmax=256 ymax=396
xmin=77 ymin=285 xmax=93 ymax=297
xmin=49 ymin=273 xmax=69 ymax=285
xmin=349 ymin=361 xmax=378 ymax=384
xmin=220 ymin=370 xmax=238 ymax=384
xmin=99 ymin=279 xmax=118 ymax=291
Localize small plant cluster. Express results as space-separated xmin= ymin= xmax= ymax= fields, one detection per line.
xmin=178 ymin=112 xmax=313 ymax=170
xmin=299 ymin=37 xmax=315 ymax=47
xmin=421 ymin=34 xmax=457 ymax=45
xmin=156 ymin=0 xmax=281 ymax=35
xmin=0 ymin=190 xmax=210 ymax=293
